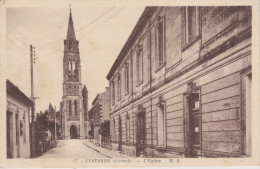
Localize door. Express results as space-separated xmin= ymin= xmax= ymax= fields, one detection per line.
xmin=7 ymin=112 xmax=13 ymax=158
xmin=188 ymin=93 xmax=200 ymax=157
xmin=70 ymin=125 xmax=77 ymax=139
xmin=118 ymin=116 xmax=122 ymax=151
xmin=136 ymin=112 xmax=146 ymax=157
xmin=15 ymin=114 xmax=20 ymax=158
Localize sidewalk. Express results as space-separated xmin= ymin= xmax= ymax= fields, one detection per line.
xmin=82 ymin=141 xmax=132 ymax=158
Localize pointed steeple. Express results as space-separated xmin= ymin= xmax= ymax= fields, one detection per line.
xmin=66 ymin=8 xmax=76 ymax=41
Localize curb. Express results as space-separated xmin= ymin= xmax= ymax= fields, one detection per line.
xmin=82 ymin=142 xmax=112 ymax=158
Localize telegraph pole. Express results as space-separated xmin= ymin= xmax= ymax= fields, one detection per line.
xmin=30 ymin=45 xmax=36 ymax=157
xmin=54 ymin=106 xmax=57 ymax=141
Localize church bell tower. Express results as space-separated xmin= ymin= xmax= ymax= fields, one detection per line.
xmin=62 ymin=9 xmax=85 ymax=139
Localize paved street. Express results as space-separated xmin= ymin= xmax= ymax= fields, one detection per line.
xmin=35 ymin=139 xmax=131 ymax=158
xmin=36 ymin=139 xmax=107 ymax=158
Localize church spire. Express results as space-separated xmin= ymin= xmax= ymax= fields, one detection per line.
xmin=66 ymin=8 xmax=76 ymax=41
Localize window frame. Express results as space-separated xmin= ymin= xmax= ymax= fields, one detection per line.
xmin=156 ymin=16 xmax=166 ymax=70
xmin=118 ymin=73 xmax=121 ymax=101
xmin=136 ymin=45 xmax=143 ymax=86
xmin=125 ymin=63 xmax=129 ymax=95
xmin=182 ymin=6 xmax=201 ymax=50
xmin=157 ymin=101 xmax=166 ymax=147
xmin=111 ymin=81 xmax=115 ymax=106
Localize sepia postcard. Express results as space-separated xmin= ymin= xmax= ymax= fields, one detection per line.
xmin=0 ymin=0 xmax=259 ymax=168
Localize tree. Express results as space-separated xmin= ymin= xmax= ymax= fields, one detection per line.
xmin=99 ymin=120 xmax=110 ymax=136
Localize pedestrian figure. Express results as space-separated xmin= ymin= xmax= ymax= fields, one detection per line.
xmin=88 ymin=130 xmax=91 ymax=142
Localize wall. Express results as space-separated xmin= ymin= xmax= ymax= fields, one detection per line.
xmin=108 ymin=6 xmax=251 ymax=157
xmin=7 ymin=95 xmax=31 ymax=158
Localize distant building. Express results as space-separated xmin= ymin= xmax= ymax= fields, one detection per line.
xmin=90 ymin=87 xmax=110 ymax=145
xmin=6 ymin=80 xmax=33 ymax=158
xmin=106 ymin=7 xmax=252 ymax=157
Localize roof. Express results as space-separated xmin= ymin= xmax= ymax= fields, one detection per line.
xmin=106 ymin=7 xmax=157 ymax=80
xmin=6 ymin=79 xmax=33 ymax=107
xmin=66 ymin=9 xmax=76 ymax=41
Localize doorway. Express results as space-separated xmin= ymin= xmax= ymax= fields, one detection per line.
xmin=186 ymin=93 xmax=201 ymax=158
xmin=15 ymin=114 xmax=20 ymax=158
xmin=70 ymin=125 xmax=77 ymax=139
xmin=118 ymin=115 xmax=122 ymax=152
xmin=7 ymin=111 xmax=13 ymax=158
xmin=136 ymin=111 xmax=146 ymax=157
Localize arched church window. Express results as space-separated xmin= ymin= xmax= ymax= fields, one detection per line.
xmin=74 ymin=85 xmax=77 ymax=94
xmin=69 ymin=100 xmax=72 ymax=116
xmin=68 ymin=58 xmax=72 ymax=71
xmin=74 ymin=100 xmax=78 ymax=116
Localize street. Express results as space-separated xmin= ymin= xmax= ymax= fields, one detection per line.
xmin=36 ymin=139 xmax=107 ymax=158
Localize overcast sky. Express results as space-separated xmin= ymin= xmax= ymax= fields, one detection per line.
xmin=6 ymin=6 xmax=145 ymax=113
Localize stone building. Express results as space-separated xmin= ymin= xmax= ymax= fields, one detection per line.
xmin=6 ymin=80 xmax=32 ymax=158
xmin=106 ymin=7 xmax=252 ymax=157
xmin=61 ymin=9 xmax=89 ymax=139
xmin=89 ymin=87 xmax=110 ymax=145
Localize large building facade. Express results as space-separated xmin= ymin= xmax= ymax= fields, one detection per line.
xmin=6 ymin=80 xmax=32 ymax=158
xmin=106 ymin=7 xmax=252 ymax=157
xmin=61 ymin=10 xmax=88 ymax=139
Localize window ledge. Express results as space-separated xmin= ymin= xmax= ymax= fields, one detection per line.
xmin=155 ymin=62 xmax=166 ymax=73
xmin=182 ymin=35 xmax=201 ymax=52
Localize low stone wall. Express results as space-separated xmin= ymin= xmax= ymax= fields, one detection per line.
xmin=145 ymin=148 xmax=184 ymax=158
xmin=121 ymin=144 xmax=136 ymax=157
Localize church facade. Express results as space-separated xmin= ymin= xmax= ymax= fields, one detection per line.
xmin=61 ymin=10 xmax=88 ymax=139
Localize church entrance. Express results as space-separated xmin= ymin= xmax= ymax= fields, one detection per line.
xmin=70 ymin=125 xmax=77 ymax=139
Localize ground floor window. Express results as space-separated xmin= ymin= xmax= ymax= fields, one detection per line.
xmin=157 ymin=103 xmax=166 ymax=146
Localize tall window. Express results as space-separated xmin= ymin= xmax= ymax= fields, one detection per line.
xmin=136 ymin=45 xmax=143 ymax=84
xmin=69 ymin=100 xmax=72 ymax=116
xmin=157 ymin=16 xmax=165 ymax=67
xmin=157 ymin=103 xmax=166 ymax=146
xmin=111 ymin=81 xmax=115 ymax=105
xmin=125 ymin=63 xmax=129 ymax=94
xmin=118 ymin=74 xmax=121 ymax=100
xmin=147 ymin=33 xmax=151 ymax=82
xmin=184 ymin=7 xmax=199 ymax=44
xmin=74 ymin=100 xmax=77 ymax=116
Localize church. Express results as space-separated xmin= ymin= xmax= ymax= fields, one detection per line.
xmin=61 ymin=9 xmax=89 ymax=139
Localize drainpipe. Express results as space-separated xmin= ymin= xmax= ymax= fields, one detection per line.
xmin=148 ymin=21 xmax=153 ymax=157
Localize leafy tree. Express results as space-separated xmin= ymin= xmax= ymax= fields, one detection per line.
xmin=99 ymin=120 xmax=110 ymax=136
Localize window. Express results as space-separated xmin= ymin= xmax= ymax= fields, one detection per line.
xmin=74 ymin=100 xmax=77 ymax=116
xmin=69 ymin=100 xmax=72 ymax=116
xmin=147 ymin=33 xmax=151 ymax=82
xmin=136 ymin=45 xmax=143 ymax=84
xmin=125 ymin=63 xmax=129 ymax=94
xmin=111 ymin=81 xmax=115 ymax=105
xmin=157 ymin=16 xmax=165 ymax=67
xmin=157 ymin=103 xmax=166 ymax=146
xmin=183 ymin=6 xmax=200 ymax=45
xmin=118 ymin=74 xmax=121 ymax=100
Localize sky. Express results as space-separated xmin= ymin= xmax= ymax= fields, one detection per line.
xmin=6 ymin=6 xmax=145 ymax=113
